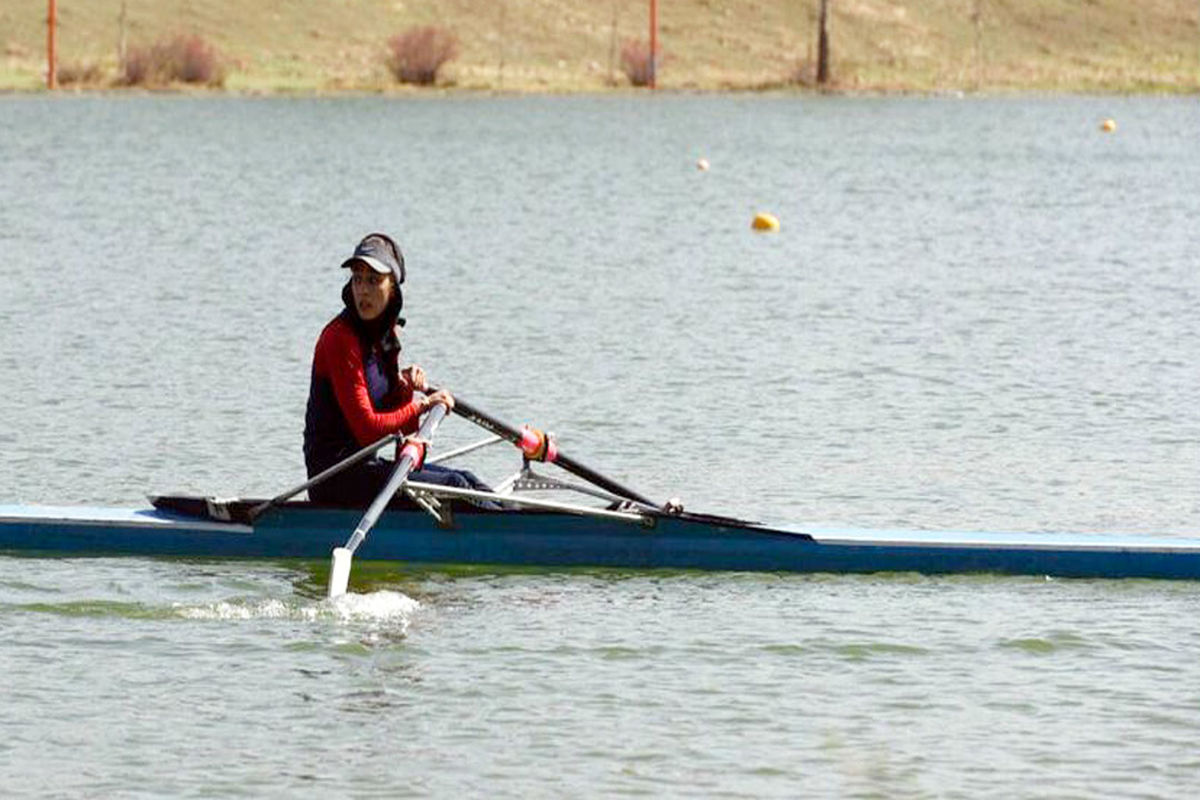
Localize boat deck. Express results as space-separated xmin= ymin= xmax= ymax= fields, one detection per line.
xmin=780 ymin=522 xmax=1200 ymax=553
xmin=0 ymin=504 xmax=252 ymax=531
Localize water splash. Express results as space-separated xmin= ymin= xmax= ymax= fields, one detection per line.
xmin=327 ymin=590 xmax=422 ymax=623
xmin=174 ymin=590 xmax=421 ymax=627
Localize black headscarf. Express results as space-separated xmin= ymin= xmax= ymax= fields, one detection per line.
xmin=341 ymin=281 xmax=405 ymax=385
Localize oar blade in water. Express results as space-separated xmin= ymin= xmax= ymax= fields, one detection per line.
xmin=327 ymin=547 xmax=353 ymax=599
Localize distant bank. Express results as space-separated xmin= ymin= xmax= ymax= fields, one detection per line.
xmin=3 ymin=0 xmax=1198 ymax=93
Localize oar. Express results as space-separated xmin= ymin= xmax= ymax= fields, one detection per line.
xmin=327 ymin=403 xmax=448 ymax=599
xmin=444 ymin=392 xmax=657 ymax=507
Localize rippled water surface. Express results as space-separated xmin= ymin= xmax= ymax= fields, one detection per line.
xmin=1 ymin=94 xmax=1199 ymax=797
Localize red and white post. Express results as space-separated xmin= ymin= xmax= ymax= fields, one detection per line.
xmin=648 ymin=0 xmax=658 ymax=89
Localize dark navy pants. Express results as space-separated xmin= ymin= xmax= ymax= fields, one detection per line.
xmin=308 ymin=459 xmax=492 ymax=508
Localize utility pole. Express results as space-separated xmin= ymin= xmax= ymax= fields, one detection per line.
xmin=649 ymin=0 xmax=658 ymax=89
xmin=47 ymin=0 xmax=58 ymax=89
xmin=817 ymin=0 xmax=831 ymax=85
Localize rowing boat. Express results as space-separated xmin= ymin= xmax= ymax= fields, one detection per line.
xmin=3 ymin=396 xmax=1199 ymax=582
xmin=4 ymin=497 xmax=1200 ymax=580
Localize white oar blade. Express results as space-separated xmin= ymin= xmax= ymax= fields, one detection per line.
xmin=328 ymin=547 xmax=353 ymax=598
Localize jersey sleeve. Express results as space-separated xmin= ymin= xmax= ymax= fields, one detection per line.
xmin=318 ymin=323 xmax=422 ymax=445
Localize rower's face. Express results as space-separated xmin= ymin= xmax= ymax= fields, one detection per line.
xmin=350 ymin=264 xmax=394 ymax=321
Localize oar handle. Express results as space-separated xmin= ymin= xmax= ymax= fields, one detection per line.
xmin=446 ymin=393 xmax=656 ymax=507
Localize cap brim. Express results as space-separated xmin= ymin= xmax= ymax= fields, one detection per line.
xmin=341 ymin=255 xmax=392 ymax=274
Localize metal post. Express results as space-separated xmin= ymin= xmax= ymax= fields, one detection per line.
xmin=649 ymin=0 xmax=658 ymax=88
xmin=496 ymin=0 xmax=506 ymax=88
xmin=816 ymin=0 xmax=831 ymax=85
xmin=608 ymin=0 xmax=618 ymax=85
xmin=47 ymin=0 xmax=58 ymax=89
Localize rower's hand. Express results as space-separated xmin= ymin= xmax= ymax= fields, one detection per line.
xmin=424 ymin=389 xmax=455 ymax=412
xmin=401 ymin=364 xmax=428 ymax=392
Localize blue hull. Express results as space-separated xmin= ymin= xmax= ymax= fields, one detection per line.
xmin=4 ymin=503 xmax=1200 ymax=580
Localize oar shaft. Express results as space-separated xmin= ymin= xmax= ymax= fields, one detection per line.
xmin=250 ymin=432 xmax=401 ymax=520
xmin=449 ymin=394 xmax=655 ymax=507
xmin=344 ymin=403 xmax=448 ymax=556
xmin=552 ymin=452 xmax=654 ymax=507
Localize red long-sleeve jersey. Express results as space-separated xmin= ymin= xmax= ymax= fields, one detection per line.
xmin=303 ymin=314 xmax=421 ymax=475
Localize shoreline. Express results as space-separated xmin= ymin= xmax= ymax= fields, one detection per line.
xmin=5 ymin=0 xmax=1197 ymax=98
xmin=4 ymin=81 xmax=1199 ymax=98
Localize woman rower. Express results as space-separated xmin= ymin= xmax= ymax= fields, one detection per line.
xmin=302 ymin=232 xmax=489 ymax=506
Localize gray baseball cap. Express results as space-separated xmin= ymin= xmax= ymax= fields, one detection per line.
xmin=341 ymin=233 xmax=405 ymax=285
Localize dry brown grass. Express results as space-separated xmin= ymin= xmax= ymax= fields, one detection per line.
xmin=2 ymin=0 xmax=1198 ymax=92
xmin=57 ymin=60 xmax=107 ymax=87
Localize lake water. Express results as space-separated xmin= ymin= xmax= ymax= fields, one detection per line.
xmin=1 ymin=93 xmax=1198 ymax=797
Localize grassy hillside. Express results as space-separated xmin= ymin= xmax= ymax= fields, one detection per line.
xmin=2 ymin=0 xmax=1198 ymax=92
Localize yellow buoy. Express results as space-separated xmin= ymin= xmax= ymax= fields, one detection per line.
xmin=1101 ymin=118 xmax=1117 ymax=133
xmin=751 ymin=212 xmax=780 ymax=232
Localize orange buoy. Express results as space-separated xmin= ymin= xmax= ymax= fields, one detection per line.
xmin=1100 ymin=118 xmax=1117 ymax=133
xmin=751 ymin=212 xmax=780 ymax=232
